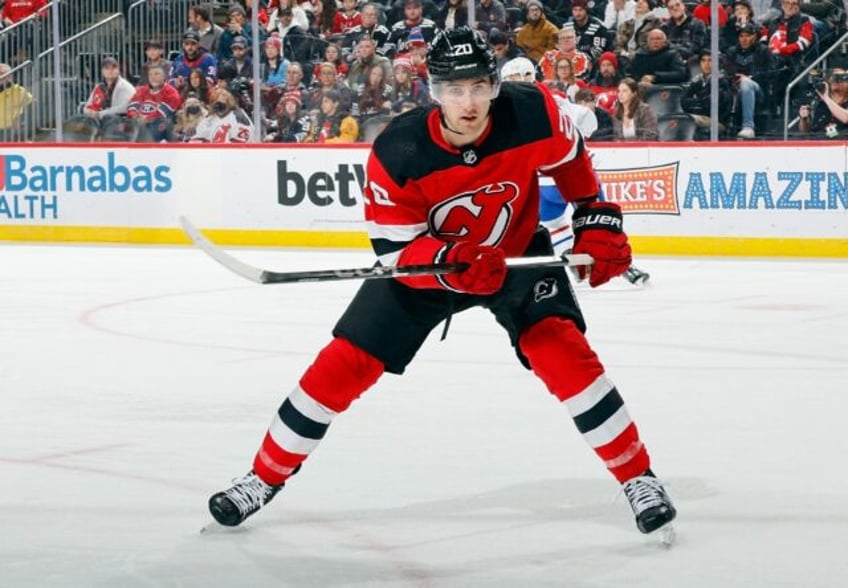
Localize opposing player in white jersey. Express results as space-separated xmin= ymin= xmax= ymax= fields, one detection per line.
xmin=501 ymin=57 xmax=651 ymax=286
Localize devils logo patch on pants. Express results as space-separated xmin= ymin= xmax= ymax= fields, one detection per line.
xmin=533 ymin=277 xmax=558 ymax=302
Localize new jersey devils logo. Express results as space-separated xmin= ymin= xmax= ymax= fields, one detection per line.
xmin=429 ymin=182 xmax=519 ymax=246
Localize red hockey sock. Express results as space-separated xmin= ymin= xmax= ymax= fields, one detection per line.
xmin=253 ymin=337 xmax=385 ymax=485
xmin=519 ymin=317 xmax=650 ymax=482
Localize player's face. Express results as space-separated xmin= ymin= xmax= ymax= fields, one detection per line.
xmin=436 ymin=77 xmax=495 ymax=143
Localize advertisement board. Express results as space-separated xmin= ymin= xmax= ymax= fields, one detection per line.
xmin=1 ymin=144 xmax=846 ymax=257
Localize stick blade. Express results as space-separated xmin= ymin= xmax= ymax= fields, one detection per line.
xmin=179 ymin=216 xmax=266 ymax=284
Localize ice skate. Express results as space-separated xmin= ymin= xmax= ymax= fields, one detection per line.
xmin=208 ymin=470 xmax=284 ymax=527
xmin=622 ymin=470 xmax=677 ymax=542
xmin=623 ymin=265 xmax=650 ymax=285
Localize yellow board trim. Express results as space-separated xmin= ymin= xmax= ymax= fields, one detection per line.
xmin=1 ymin=225 xmax=847 ymax=258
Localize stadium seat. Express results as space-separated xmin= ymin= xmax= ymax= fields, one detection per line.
xmin=643 ymin=84 xmax=685 ymax=117
xmin=657 ymin=113 xmax=697 ymax=142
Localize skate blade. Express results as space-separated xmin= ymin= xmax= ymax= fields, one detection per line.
xmin=655 ymin=524 xmax=676 ymax=548
xmin=199 ymin=520 xmax=247 ymax=535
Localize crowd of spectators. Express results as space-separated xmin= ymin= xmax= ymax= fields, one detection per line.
xmin=2 ymin=0 xmax=848 ymax=142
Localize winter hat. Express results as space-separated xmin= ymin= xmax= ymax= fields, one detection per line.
xmin=526 ymin=0 xmax=544 ymax=10
xmin=598 ymin=51 xmax=618 ymax=69
xmin=265 ymin=36 xmax=283 ymax=51
xmin=228 ymin=4 xmax=247 ymax=16
xmin=571 ymin=0 xmax=589 ymax=10
xmin=407 ymin=27 xmax=426 ymax=48
xmin=393 ymin=56 xmax=413 ymax=70
xmin=282 ymin=91 xmax=302 ymax=107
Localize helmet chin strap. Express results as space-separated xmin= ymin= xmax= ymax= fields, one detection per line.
xmin=438 ymin=109 xmax=465 ymax=136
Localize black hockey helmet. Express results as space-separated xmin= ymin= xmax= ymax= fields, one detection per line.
xmin=427 ymin=26 xmax=499 ymax=87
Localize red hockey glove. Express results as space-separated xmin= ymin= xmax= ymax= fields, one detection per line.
xmin=572 ymin=201 xmax=632 ymax=288
xmin=443 ymin=242 xmax=507 ymax=295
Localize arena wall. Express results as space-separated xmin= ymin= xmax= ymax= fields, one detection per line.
xmin=1 ymin=143 xmax=846 ymax=257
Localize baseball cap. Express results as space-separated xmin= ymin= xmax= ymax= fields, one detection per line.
xmin=738 ymin=22 xmax=757 ymax=34
xmin=183 ymin=30 xmax=201 ymax=43
xmin=228 ymin=4 xmax=247 ymax=16
xmin=231 ymin=35 xmax=247 ymax=48
xmin=101 ymin=56 xmax=119 ymax=67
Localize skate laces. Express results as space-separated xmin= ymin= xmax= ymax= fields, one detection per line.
xmin=225 ymin=472 xmax=273 ymax=515
xmin=621 ymin=476 xmax=669 ymax=515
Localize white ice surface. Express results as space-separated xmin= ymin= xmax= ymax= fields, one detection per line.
xmin=1 ymin=244 xmax=847 ymax=588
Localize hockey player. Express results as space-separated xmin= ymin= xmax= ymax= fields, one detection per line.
xmin=208 ymin=26 xmax=676 ymax=538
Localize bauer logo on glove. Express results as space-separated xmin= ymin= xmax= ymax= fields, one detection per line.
xmin=571 ymin=202 xmax=632 ymax=288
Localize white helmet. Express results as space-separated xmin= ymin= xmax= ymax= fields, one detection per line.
xmin=500 ymin=57 xmax=536 ymax=82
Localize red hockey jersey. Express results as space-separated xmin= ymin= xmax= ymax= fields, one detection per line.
xmin=363 ymin=82 xmax=599 ymax=290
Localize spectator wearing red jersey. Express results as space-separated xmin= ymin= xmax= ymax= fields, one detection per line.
xmin=1 ymin=0 xmax=47 ymax=26
xmin=127 ymin=64 xmax=183 ymax=142
xmin=588 ymin=51 xmax=622 ymax=115
xmin=691 ymin=0 xmax=729 ymax=27
xmin=331 ymin=0 xmax=362 ymax=35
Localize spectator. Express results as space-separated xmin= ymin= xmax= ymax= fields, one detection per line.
xmin=280 ymin=61 xmax=309 ymax=107
xmin=190 ymin=4 xmax=224 ymax=56
xmin=722 ymin=0 xmax=756 ymax=50
xmin=724 ymin=21 xmax=774 ymax=138
xmin=265 ymin=90 xmax=313 ymax=142
xmin=311 ymin=0 xmax=338 ymax=39
xmin=681 ymin=50 xmax=733 ymax=135
xmin=515 ymin=0 xmax=559 ymax=62
xmin=390 ymin=56 xmax=430 ymax=112
xmin=628 ymin=28 xmax=688 ymax=85
xmin=219 ymin=4 xmax=255 ymax=62
xmin=692 ymin=0 xmax=729 ymax=27
xmin=332 ymin=0 xmax=362 ymax=35
xmin=307 ymin=62 xmax=355 ymax=111
xmin=218 ymin=36 xmax=254 ymax=85
xmin=0 ymin=62 xmax=34 ymax=140
xmin=489 ymin=29 xmax=526 ymax=72
xmin=540 ymin=25 xmax=593 ymax=81
xmin=309 ymin=88 xmax=359 ymax=142
xmin=750 ymin=0 xmax=782 ymax=25
xmin=387 ymin=0 xmax=438 ymax=58
xmin=191 ymin=87 xmax=254 ymax=142
xmin=244 ymin=0 xmax=271 ymax=29
xmin=269 ymin=0 xmax=310 ymax=32
xmin=352 ymin=63 xmax=395 ymax=121
xmin=181 ymin=67 xmax=214 ymax=104
xmin=83 ymin=57 xmax=135 ymax=122
xmin=614 ymin=0 xmax=661 ymax=70
xmin=548 ymin=56 xmax=589 ymax=100
xmin=344 ymin=3 xmax=392 ymax=54
xmin=661 ymin=0 xmax=707 ymax=73
xmin=612 ymin=76 xmax=658 ymax=140
xmin=272 ymin=8 xmax=312 ymax=65
xmin=588 ymin=51 xmax=622 ymax=114
xmin=798 ymin=67 xmax=848 ymax=138
xmin=575 ymin=86 xmax=615 ymax=139
xmin=173 ymin=97 xmax=208 ymax=142
xmin=762 ymin=0 xmax=815 ymax=105
xmin=604 ymin=0 xmax=636 ymax=30
xmin=140 ymin=39 xmax=170 ymax=87
xmin=127 ymin=64 xmax=183 ymax=142
xmin=313 ymin=42 xmax=348 ymax=82
xmin=170 ymin=30 xmax=218 ymax=91
xmin=475 ymin=0 xmax=508 ymax=36
xmin=259 ymin=37 xmax=291 ymax=105
xmin=348 ymin=35 xmax=393 ymax=92
xmin=435 ymin=0 xmax=469 ymax=30
xmin=569 ymin=0 xmax=610 ymax=65
xmin=1 ymin=0 xmax=47 ymax=26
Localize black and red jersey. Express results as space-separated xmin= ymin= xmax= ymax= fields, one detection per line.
xmin=363 ymin=81 xmax=599 ymax=290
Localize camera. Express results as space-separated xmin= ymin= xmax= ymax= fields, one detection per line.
xmin=815 ymin=79 xmax=828 ymax=94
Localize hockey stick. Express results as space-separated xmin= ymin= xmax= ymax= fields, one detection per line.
xmin=179 ymin=216 xmax=593 ymax=285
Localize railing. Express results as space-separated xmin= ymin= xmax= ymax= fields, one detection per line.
xmin=783 ymin=31 xmax=848 ymax=140
xmin=0 ymin=60 xmax=36 ymax=142
xmin=31 ymin=13 xmax=126 ymax=135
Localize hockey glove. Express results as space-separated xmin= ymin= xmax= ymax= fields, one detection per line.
xmin=572 ymin=201 xmax=632 ymax=288
xmin=443 ymin=242 xmax=507 ymax=295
